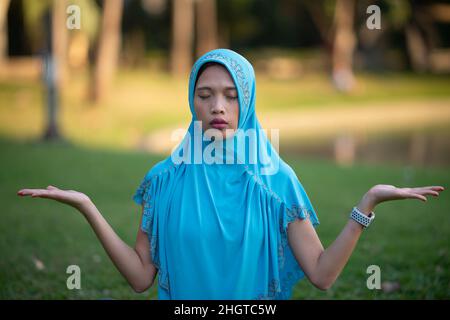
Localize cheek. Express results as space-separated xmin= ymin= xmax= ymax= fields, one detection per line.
xmin=194 ymin=100 xmax=207 ymax=121
xmin=232 ymin=102 xmax=239 ymax=128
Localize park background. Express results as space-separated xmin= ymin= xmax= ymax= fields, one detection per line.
xmin=0 ymin=0 xmax=449 ymax=299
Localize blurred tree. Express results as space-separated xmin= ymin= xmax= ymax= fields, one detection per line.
xmin=9 ymin=0 xmax=65 ymax=141
xmin=195 ymin=0 xmax=218 ymax=57
xmin=15 ymin=0 xmax=99 ymax=71
xmin=404 ymin=1 xmax=450 ymax=73
xmin=0 ymin=0 xmax=10 ymax=66
xmin=42 ymin=8 xmax=61 ymax=141
xmin=305 ymin=0 xmax=357 ymax=92
xmin=171 ymin=0 xmax=194 ymax=76
xmin=303 ymin=0 xmax=335 ymax=54
xmin=90 ymin=0 xmax=124 ymax=103
xmin=142 ymin=0 xmax=167 ymax=15
xmin=67 ymin=0 xmax=100 ymax=72
xmin=21 ymin=0 xmax=55 ymax=53
xmin=6 ymin=0 xmax=31 ymax=57
xmin=52 ymin=0 xmax=68 ymax=87
xmin=139 ymin=0 xmax=171 ymax=52
xmin=331 ymin=0 xmax=356 ymax=92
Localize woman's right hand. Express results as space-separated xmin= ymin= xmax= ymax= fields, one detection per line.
xmin=17 ymin=185 xmax=91 ymax=212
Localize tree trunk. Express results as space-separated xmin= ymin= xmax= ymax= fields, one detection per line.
xmin=52 ymin=0 xmax=68 ymax=87
xmin=42 ymin=9 xmax=61 ymax=141
xmin=332 ymin=0 xmax=356 ymax=92
xmin=195 ymin=0 xmax=218 ymax=57
xmin=91 ymin=0 xmax=124 ymax=103
xmin=0 ymin=0 xmax=10 ymax=67
xmin=405 ymin=22 xmax=429 ymax=73
xmin=171 ymin=0 xmax=194 ymax=76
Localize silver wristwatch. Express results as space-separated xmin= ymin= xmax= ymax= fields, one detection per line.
xmin=349 ymin=206 xmax=375 ymax=228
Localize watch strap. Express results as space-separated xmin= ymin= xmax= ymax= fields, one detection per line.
xmin=350 ymin=206 xmax=375 ymax=228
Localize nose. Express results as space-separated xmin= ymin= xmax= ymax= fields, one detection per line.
xmin=210 ymin=97 xmax=225 ymax=115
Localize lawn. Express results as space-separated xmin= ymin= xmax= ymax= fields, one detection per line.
xmin=1 ymin=137 xmax=448 ymax=299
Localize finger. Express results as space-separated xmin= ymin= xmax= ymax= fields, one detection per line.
xmin=31 ymin=190 xmax=49 ymax=198
xmin=17 ymin=189 xmax=37 ymax=196
xmin=417 ymin=195 xmax=427 ymax=202
xmin=409 ymin=188 xmax=438 ymax=197
xmin=406 ymin=193 xmax=427 ymax=202
xmin=419 ymin=186 xmax=445 ymax=191
xmin=18 ymin=187 xmax=58 ymax=197
xmin=31 ymin=189 xmax=57 ymax=199
xmin=416 ymin=190 xmax=440 ymax=197
xmin=422 ymin=186 xmax=444 ymax=192
xmin=412 ymin=187 xmax=442 ymax=195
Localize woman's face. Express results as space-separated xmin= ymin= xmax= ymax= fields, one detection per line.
xmin=194 ymin=64 xmax=239 ymax=140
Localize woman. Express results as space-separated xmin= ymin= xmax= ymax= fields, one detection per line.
xmin=17 ymin=49 xmax=444 ymax=300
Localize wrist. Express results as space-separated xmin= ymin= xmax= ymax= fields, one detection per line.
xmin=350 ymin=206 xmax=376 ymax=229
xmin=77 ymin=197 xmax=95 ymax=217
xmin=356 ymin=191 xmax=376 ymax=216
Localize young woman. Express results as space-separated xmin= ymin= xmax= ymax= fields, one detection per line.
xmin=17 ymin=49 xmax=444 ymax=300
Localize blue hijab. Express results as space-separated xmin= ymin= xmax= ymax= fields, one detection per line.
xmin=133 ymin=48 xmax=319 ymax=299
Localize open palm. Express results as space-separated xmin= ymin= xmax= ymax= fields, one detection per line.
xmin=370 ymin=184 xmax=444 ymax=204
xmin=17 ymin=185 xmax=90 ymax=210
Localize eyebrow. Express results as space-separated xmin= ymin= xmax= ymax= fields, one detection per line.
xmin=196 ymin=86 xmax=237 ymax=91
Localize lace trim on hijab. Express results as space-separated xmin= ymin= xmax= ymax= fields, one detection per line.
xmin=133 ymin=162 xmax=179 ymax=293
xmin=242 ymin=165 xmax=319 ymax=300
xmin=190 ymin=52 xmax=251 ymax=108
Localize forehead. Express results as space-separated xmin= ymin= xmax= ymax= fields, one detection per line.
xmin=195 ymin=64 xmax=236 ymax=88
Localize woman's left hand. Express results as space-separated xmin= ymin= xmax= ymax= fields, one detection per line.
xmin=356 ymin=184 xmax=445 ymax=215
xmin=368 ymin=184 xmax=444 ymax=205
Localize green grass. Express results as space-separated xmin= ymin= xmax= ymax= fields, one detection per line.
xmin=286 ymin=155 xmax=450 ymax=299
xmin=0 ymin=137 xmax=449 ymax=299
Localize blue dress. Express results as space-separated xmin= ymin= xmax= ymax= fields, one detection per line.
xmin=133 ymin=49 xmax=320 ymax=299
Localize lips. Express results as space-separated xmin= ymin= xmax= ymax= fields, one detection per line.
xmin=210 ymin=118 xmax=228 ymax=125
xmin=210 ymin=118 xmax=228 ymax=129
